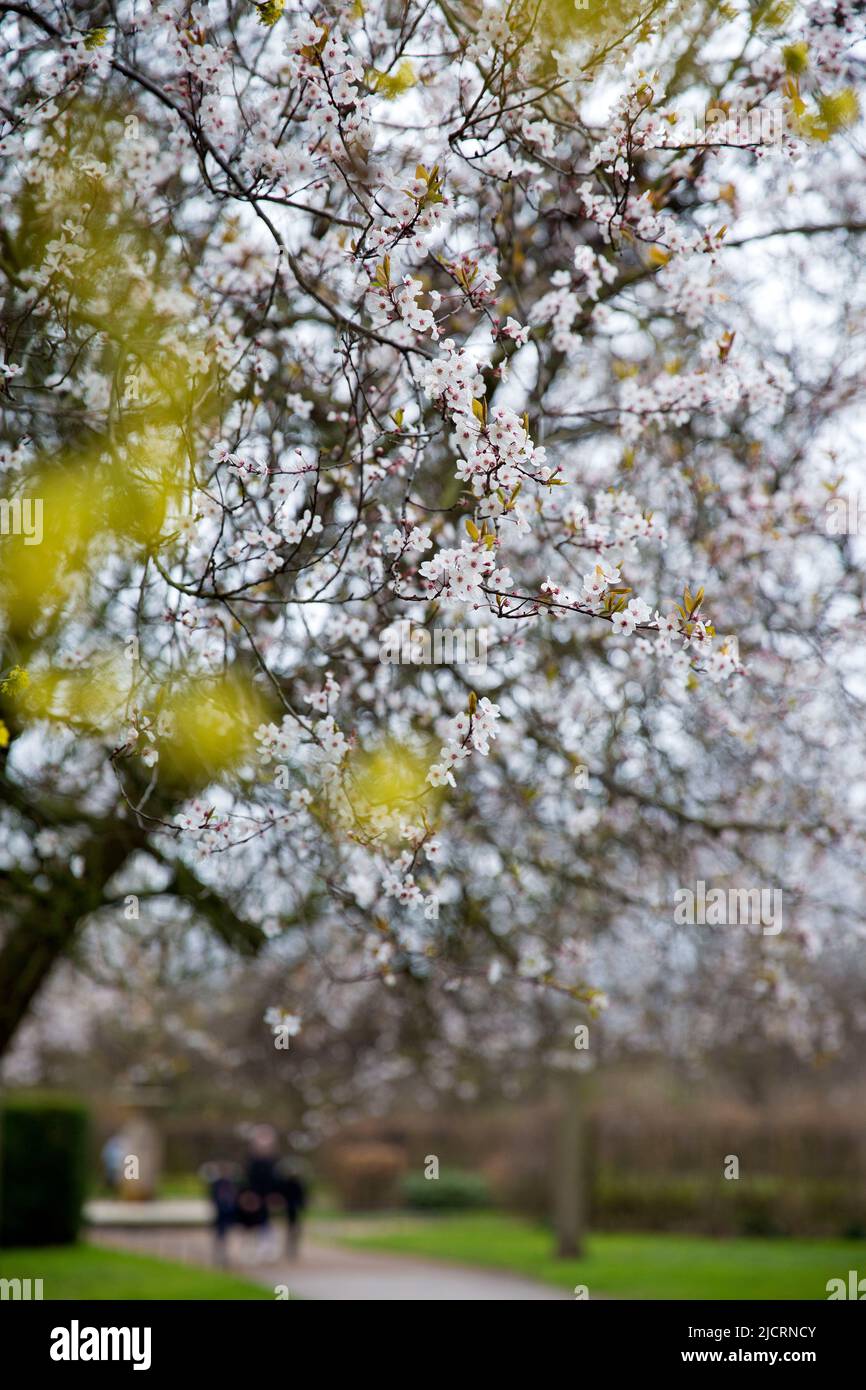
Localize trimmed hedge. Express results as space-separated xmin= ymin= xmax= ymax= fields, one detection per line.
xmin=326 ymin=1142 xmax=405 ymax=1210
xmin=589 ymin=1170 xmax=866 ymax=1239
xmin=402 ymin=1168 xmax=491 ymax=1211
xmin=0 ymin=1094 xmax=89 ymax=1247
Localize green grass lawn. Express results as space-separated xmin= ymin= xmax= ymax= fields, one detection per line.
xmin=0 ymin=1244 xmax=272 ymax=1300
xmin=326 ymin=1212 xmax=863 ymax=1299
xmin=157 ymin=1173 xmax=207 ymax=1198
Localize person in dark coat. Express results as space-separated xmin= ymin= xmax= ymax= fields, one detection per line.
xmin=279 ymin=1168 xmax=308 ymax=1259
xmin=199 ymin=1160 xmax=240 ymax=1266
xmin=242 ymin=1124 xmax=282 ymax=1261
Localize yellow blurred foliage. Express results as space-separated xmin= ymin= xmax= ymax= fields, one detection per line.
xmin=366 ymin=60 xmax=417 ymax=98
xmin=0 ymin=440 xmax=187 ymax=635
xmin=516 ymin=0 xmax=662 ymax=66
xmin=158 ymin=674 xmax=272 ymax=781
xmin=5 ymin=656 xmax=273 ymax=787
xmin=0 ymin=105 xmax=220 ymax=648
xmin=14 ymin=659 xmax=128 ymax=732
xmin=350 ymin=738 xmax=441 ymax=821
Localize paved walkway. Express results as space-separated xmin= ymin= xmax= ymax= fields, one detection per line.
xmin=90 ymin=1225 xmax=567 ymax=1301
xmin=86 ymin=1198 xmax=211 ymax=1226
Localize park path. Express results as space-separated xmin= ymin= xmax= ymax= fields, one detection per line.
xmin=90 ymin=1224 xmax=567 ymax=1301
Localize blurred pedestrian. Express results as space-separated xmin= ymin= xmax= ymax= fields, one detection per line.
xmin=278 ymin=1165 xmax=308 ymax=1259
xmin=199 ymin=1160 xmax=240 ymax=1267
xmin=243 ymin=1124 xmax=282 ymax=1262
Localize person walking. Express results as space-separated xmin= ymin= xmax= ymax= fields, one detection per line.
xmin=244 ymin=1124 xmax=282 ymax=1262
xmin=279 ymin=1165 xmax=308 ymax=1259
xmin=199 ymin=1160 xmax=240 ymax=1267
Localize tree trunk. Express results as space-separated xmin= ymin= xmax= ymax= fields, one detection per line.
xmin=0 ymin=805 xmax=265 ymax=1059
xmin=0 ymin=816 xmax=142 ymax=1058
xmin=554 ymin=1064 xmax=587 ymax=1258
xmin=0 ymin=899 xmax=81 ymax=1056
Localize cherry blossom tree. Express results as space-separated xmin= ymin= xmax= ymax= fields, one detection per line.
xmin=2 ymin=0 xmax=866 ymax=1069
